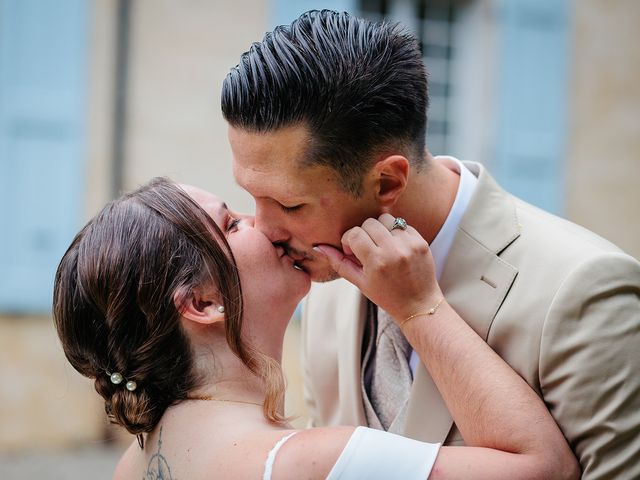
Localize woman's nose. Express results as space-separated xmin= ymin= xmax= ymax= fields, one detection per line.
xmin=241 ymin=214 xmax=255 ymax=228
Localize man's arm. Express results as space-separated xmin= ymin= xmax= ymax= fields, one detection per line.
xmin=540 ymin=252 xmax=640 ymax=479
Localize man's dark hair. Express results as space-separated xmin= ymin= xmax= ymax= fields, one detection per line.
xmin=221 ymin=9 xmax=429 ymax=195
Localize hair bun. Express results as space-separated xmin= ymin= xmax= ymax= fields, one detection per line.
xmin=94 ymin=375 xmax=159 ymax=435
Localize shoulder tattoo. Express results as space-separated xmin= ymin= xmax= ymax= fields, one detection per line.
xmin=143 ymin=426 xmax=176 ymax=480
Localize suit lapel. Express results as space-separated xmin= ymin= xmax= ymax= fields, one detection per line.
xmin=403 ymin=162 xmax=520 ymax=443
xmin=334 ymin=279 xmax=368 ymax=426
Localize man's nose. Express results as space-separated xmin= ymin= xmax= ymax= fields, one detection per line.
xmin=254 ymin=207 xmax=288 ymax=244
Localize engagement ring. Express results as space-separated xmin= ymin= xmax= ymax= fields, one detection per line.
xmin=391 ymin=217 xmax=408 ymax=231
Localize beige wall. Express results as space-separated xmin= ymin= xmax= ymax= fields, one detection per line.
xmin=87 ymin=0 xmax=272 ymax=219
xmin=124 ymin=0 xmax=269 ymax=214
xmin=0 ymin=316 xmax=105 ymax=451
xmin=566 ymin=0 xmax=640 ymax=259
xmin=84 ymin=0 xmax=118 ymax=217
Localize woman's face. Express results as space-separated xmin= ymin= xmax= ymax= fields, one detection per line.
xmin=182 ymin=185 xmax=311 ymax=328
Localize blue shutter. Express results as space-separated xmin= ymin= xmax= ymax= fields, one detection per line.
xmin=493 ymin=0 xmax=570 ymax=214
xmin=271 ymin=0 xmax=358 ymax=28
xmin=0 ymin=0 xmax=89 ymax=312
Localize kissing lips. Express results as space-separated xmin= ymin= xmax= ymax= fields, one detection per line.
xmin=286 ymin=252 xmax=309 ymax=273
xmin=275 ymin=244 xmax=286 ymax=258
xmin=273 ymin=243 xmax=308 ymax=273
xmin=292 ymin=260 xmax=307 ymax=272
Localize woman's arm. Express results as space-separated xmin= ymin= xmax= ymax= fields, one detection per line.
xmin=314 ymin=214 xmax=580 ymax=480
xmin=407 ymin=301 xmax=578 ymax=479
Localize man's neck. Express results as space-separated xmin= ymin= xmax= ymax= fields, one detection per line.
xmin=393 ymin=157 xmax=460 ymax=244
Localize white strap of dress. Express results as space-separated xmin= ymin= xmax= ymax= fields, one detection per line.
xmin=263 ymin=431 xmax=298 ymax=480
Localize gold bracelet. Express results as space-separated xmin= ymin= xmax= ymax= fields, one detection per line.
xmin=400 ymin=298 xmax=445 ymax=328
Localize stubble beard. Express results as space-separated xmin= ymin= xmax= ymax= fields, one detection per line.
xmin=311 ymin=268 xmax=342 ymax=283
xmin=297 ymin=256 xmax=342 ymax=283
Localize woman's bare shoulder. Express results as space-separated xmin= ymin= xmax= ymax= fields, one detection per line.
xmin=263 ymin=426 xmax=355 ymax=480
xmin=201 ymin=425 xmax=355 ymax=479
xmin=113 ymin=425 xmax=356 ymax=480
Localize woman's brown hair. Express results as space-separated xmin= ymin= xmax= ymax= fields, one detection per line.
xmin=53 ymin=178 xmax=284 ymax=445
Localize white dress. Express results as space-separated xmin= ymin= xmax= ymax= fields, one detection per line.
xmin=263 ymin=426 xmax=440 ymax=480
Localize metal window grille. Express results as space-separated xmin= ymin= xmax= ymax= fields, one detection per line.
xmin=360 ymin=0 xmax=457 ymax=155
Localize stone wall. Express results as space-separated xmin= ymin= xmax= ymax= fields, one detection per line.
xmin=123 ymin=0 xmax=269 ymax=213
xmin=566 ymin=0 xmax=640 ymax=258
xmin=0 ymin=316 xmax=105 ymax=450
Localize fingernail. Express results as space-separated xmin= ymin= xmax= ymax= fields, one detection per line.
xmin=312 ymin=246 xmax=326 ymax=255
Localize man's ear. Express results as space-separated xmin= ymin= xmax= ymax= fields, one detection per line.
xmin=372 ymin=155 xmax=410 ymax=210
xmin=174 ymin=288 xmax=224 ymax=325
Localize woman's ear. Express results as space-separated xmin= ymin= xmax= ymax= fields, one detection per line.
xmin=174 ymin=288 xmax=224 ymax=325
xmin=370 ymin=155 xmax=410 ymax=211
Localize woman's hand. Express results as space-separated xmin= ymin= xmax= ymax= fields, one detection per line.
xmin=315 ymin=213 xmax=581 ymax=480
xmin=314 ymin=213 xmax=442 ymax=321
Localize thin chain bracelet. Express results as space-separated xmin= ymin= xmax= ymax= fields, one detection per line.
xmin=399 ymin=298 xmax=445 ymax=328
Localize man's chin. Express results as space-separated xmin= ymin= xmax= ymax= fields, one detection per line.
xmin=311 ymin=270 xmax=342 ymax=283
xmin=300 ymin=260 xmax=341 ymax=283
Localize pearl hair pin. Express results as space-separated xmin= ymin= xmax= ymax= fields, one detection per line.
xmin=217 ymin=305 xmax=225 ymax=313
xmin=107 ymin=371 xmax=137 ymax=392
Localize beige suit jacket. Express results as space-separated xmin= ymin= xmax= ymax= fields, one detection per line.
xmin=301 ymin=162 xmax=640 ymax=479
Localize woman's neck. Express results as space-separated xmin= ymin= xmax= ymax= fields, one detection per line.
xmin=197 ymin=364 xmax=267 ymax=404
xmin=187 ymin=324 xmax=281 ymax=405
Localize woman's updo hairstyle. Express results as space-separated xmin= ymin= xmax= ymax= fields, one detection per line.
xmin=53 ymin=178 xmax=281 ymax=445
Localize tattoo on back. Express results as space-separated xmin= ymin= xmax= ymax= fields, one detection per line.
xmin=144 ymin=426 xmax=175 ymax=480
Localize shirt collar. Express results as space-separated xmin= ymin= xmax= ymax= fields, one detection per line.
xmin=429 ymin=156 xmax=478 ymax=280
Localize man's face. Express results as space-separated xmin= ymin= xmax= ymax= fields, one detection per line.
xmin=230 ymin=124 xmax=379 ymax=282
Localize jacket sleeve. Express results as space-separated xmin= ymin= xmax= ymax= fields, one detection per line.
xmin=539 ymin=252 xmax=640 ymax=479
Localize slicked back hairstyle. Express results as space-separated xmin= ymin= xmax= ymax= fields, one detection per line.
xmin=222 ymin=9 xmax=429 ymax=195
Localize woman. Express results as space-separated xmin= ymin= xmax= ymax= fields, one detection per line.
xmin=53 ymin=178 xmax=579 ymax=479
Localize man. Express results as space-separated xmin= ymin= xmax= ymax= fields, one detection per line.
xmin=221 ymin=10 xmax=640 ymax=479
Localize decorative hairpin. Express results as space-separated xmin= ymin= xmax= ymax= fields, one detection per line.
xmin=106 ymin=370 xmax=138 ymax=392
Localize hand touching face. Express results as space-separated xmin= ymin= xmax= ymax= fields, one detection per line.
xmin=315 ymin=214 xmax=442 ymax=322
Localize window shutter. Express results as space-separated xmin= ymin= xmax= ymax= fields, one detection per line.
xmin=493 ymin=0 xmax=570 ymax=214
xmin=0 ymin=0 xmax=88 ymax=312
